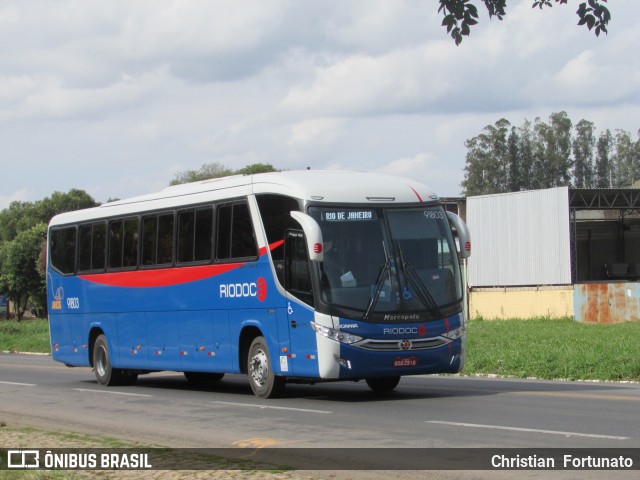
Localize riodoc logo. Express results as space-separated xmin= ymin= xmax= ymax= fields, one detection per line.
xmin=219 ymin=277 xmax=267 ymax=302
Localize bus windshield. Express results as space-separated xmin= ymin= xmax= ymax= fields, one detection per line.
xmin=309 ymin=206 xmax=463 ymax=322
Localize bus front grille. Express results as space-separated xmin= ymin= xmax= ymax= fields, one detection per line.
xmin=354 ymin=336 xmax=450 ymax=351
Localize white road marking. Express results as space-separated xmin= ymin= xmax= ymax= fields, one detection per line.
xmin=73 ymin=388 xmax=152 ymax=398
xmin=0 ymin=381 xmax=36 ymax=386
xmin=211 ymin=401 xmax=331 ymax=414
xmin=426 ymin=421 xmax=629 ymax=440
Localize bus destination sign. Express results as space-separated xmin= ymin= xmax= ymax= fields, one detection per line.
xmin=321 ymin=209 xmax=377 ymax=222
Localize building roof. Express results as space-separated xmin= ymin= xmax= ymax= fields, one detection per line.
xmin=569 ymin=188 xmax=640 ymax=210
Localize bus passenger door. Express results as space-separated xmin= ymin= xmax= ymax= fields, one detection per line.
xmin=284 ymin=230 xmax=319 ymax=377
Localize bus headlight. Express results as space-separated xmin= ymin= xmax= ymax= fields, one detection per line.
xmin=311 ymin=322 xmax=363 ymax=345
xmin=441 ymin=326 xmax=465 ymax=341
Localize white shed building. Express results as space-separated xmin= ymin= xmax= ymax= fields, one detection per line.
xmin=465 ymin=187 xmax=640 ymax=323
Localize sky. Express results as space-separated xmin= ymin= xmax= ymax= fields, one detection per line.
xmin=1 ymin=0 xmax=638 ymax=209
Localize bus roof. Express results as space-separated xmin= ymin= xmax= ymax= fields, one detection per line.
xmin=48 ymin=170 xmax=439 ymax=227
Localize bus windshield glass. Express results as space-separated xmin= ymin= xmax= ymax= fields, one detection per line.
xmin=309 ymin=206 xmax=463 ymax=322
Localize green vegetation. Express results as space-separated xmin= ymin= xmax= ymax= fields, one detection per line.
xmin=169 ymin=161 xmax=277 ymax=186
xmin=461 ymin=112 xmax=640 ymax=196
xmin=0 ymin=318 xmax=50 ymax=353
xmin=0 ymin=189 xmax=99 ymax=320
xmin=3 ymin=317 xmax=640 ymax=382
xmin=464 ymin=317 xmax=640 ymax=381
xmin=438 ymin=0 xmax=610 ymax=45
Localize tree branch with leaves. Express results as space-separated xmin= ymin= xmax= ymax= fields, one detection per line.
xmin=438 ymin=0 xmax=610 ymax=45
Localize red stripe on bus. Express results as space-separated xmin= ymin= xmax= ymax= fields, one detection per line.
xmin=259 ymin=239 xmax=284 ymax=256
xmin=408 ymin=185 xmax=423 ymax=202
xmin=78 ymin=263 xmax=243 ymax=288
xmin=77 ymin=239 xmax=285 ymax=288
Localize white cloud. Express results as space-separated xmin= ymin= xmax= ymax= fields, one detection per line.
xmin=375 ymin=153 xmax=431 ymax=177
xmin=556 ymin=51 xmax=595 ymax=85
xmin=0 ymin=0 xmax=637 ymax=207
xmin=281 ymin=43 xmax=460 ymax=117
xmin=287 ymin=117 xmax=347 ymax=147
xmin=0 ymin=188 xmax=31 ymax=210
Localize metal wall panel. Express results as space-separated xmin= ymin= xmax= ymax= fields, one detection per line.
xmin=467 ymin=187 xmax=571 ymax=287
xmin=574 ymin=283 xmax=640 ymax=323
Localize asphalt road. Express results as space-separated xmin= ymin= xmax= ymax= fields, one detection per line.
xmin=1 ymin=352 xmax=639 ymax=475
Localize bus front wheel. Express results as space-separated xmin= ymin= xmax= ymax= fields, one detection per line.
xmin=247 ymin=336 xmax=285 ymax=398
xmin=93 ymin=334 xmax=137 ymax=386
xmin=365 ymin=376 xmax=400 ymax=392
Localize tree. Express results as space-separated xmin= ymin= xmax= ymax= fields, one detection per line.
xmin=438 ymin=0 xmax=611 ymax=45
xmin=460 ymin=112 xmax=638 ymax=195
xmin=612 ymin=130 xmax=640 ymax=187
xmin=507 ymin=126 xmax=521 ymax=191
xmin=535 ymin=112 xmax=573 ymax=188
xmin=170 ymin=162 xmax=278 ymax=186
xmin=38 ymin=189 xmax=98 ymax=222
xmin=0 ymin=189 xmax=97 ymax=319
xmin=460 ymin=118 xmax=511 ymax=195
xmin=594 ymin=129 xmax=612 ymax=188
xmin=517 ymin=119 xmax=535 ymax=190
xmin=0 ymin=224 xmax=47 ymax=320
xmin=0 ymin=189 xmax=97 ymax=244
xmin=236 ymin=163 xmax=278 ymax=175
xmin=169 ymin=162 xmax=234 ymax=185
xmin=572 ymin=119 xmax=595 ymax=188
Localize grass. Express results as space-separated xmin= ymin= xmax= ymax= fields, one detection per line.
xmin=2 ymin=317 xmax=639 ymax=381
xmin=0 ymin=318 xmax=51 ymax=353
xmin=464 ymin=317 xmax=640 ymax=381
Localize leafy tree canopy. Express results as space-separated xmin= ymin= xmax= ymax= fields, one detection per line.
xmin=169 ymin=162 xmax=278 ymax=186
xmin=0 ymin=189 xmax=98 ymax=244
xmin=0 ymin=189 xmax=97 ymax=319
xmin=0 ymin=224 xmax=47 ymax=320
xmin=461 ymin=112 xmax=640 ymax=196
xmin=439 ymin=0 xmax=610 ymax=45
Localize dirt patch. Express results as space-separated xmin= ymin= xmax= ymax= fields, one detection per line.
xmin=0 ymin=423 xmax=319 ymax=480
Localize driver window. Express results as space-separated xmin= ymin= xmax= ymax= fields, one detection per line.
xmin=285 ymin=230 xmax=314 ymax=306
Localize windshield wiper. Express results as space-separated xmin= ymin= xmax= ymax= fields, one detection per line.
xmin=397 ymin=242 xmax=441 ymax=318
xmin=363 ymin=242 xmax=391 ymax=321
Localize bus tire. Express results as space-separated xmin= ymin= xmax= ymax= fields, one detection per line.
xmin=247 ymin=336 xmax=285 ymax=398
xmin=365 ymin=376 xmax=401 ymax=392
xmin=184 ymin=372 xmax=225 ymax=383
xmin=93 ymin=334 xmax=135 ymax=386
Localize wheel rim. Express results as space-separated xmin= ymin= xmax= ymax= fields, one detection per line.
xmin=249 ymin=348 xmax=269 ymax=387
xmin=95 ymin=345 xmax=107 ymax=377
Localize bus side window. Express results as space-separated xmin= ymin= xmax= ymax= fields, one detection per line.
xmin=109 ymin=220 xmax=123 ymax=269
xmin=50 ymin=226 xmax=77 ymax=275
xmin=256 ymin=194 xmax=301 ymax=286
xmin=108 ymin=217 xmax=139 ymax=269
xmin=216 ymin=202 xmax=258 ymax=261
xmin=142 ymin=213 xmax=174 ymax=267
xmin=157 ymin=213 xmax=174 ymax=265
xmin=78 ymin=222 xmax=106 ymax=272
xmin=177 ymin=207 xmax=212 ymax=264
xmin=285 ymin=230 xmax=314 ymax=307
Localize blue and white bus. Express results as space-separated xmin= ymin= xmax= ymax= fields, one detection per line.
xmin=47 ymin=170 xmax=470 ymax=398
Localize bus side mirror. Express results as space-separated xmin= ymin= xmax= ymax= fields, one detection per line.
xmin=447 ymin=211 xmax=471 ymax=259
xmin=290 ymin=211 xmax=324 ymax=262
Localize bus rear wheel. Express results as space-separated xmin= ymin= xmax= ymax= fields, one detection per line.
xmin=93 ymin=334 xmax=138 ymax=386
xmin=365 ymin=376 xmax=401 ymax=392
xmin=247 ymin=336 xmax=285 ymax=398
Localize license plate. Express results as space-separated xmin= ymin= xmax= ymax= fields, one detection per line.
xmin=393 ymin=357 xmax=417 ymax=368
